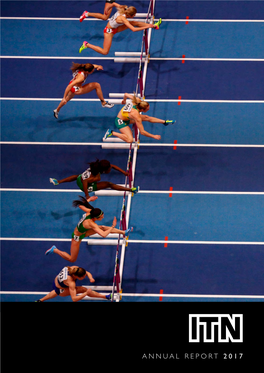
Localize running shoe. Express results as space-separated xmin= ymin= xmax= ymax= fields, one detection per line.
xmin=45 ymin=245 xmax=57 ymax=255
xmin=163 ymin=119 xmax=176 ymax=126
xmin=102 ymin=102 xmax=114 ymax=109
xmin=103 ymin=129 xmax=113 ymax=140
xmin=49 ymin=178 xmax=59 ymax=185
xmin=79 ymin=41 xmax=88 ymax=53
xmin=53 ymin=109 xmax=59 ymax=119
xmin=80 ymin=11 xmax=89 ymax=22
xmin=131 ymin=186 xmax=140 ymax=194
xmin=105 ymin=293 xmax=112 ymax=300
xmin=35 ymin=299 xmax=43 ymax=302
xmin=154 ymin=18 xmax=162 ymax=29
xmin=125 ymin=227 xmax=133 ymax=235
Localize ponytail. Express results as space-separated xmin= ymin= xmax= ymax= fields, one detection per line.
xmin=72 ymin=196 xmax=104 ymax=219
xmin=131 ymin=93 xmax=150 ymax=111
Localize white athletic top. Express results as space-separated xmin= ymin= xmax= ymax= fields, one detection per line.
xmin=109 ymin=11 xmax=127 ymax=29
xmin=81 ymin=167 xmax=92 ymax=181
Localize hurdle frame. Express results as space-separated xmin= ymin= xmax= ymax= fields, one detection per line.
xmin=84 ymin=0 xmax=155 ymax=301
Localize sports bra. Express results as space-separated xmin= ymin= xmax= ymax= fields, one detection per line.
xmin=108 ymin=11 xmax=127 ymax=29
xmin=72 ymin=70 xmax=89 ymax=84
xmin=77 ymin=213 xmax=92 ymax=233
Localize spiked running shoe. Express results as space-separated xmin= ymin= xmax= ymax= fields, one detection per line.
xmin=103 ymin=129 xmax=113 ymax=140
xmin=102 ymin=102 xmax=114 ymax=109
xmin=163 ymin=120 xmax=176 ymax=126
xmin=79 ymin=41 xmax=88 ymax=53
xmin=125 ymin=227 xmax=133 ymax=236
xmin=131 ymin=186 xmax=139 ymax=194
xmin=154 ymin=18 xmax=162 ymax=29
xmin=80 ymin=11 xmax=89 ymax=22
xmin=50 ymin=178 xmax=59 ymax=185
xmin=45 ymin=245 xmax=57 ymax=255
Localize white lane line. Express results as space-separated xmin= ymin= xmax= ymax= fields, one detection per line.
xmin=1 ymin=141 xmax=264 ymax=148
xmin=1 ymin=188 xmax=264 ymax=195
xmin=1 ymin=237 xmax=264 ymax=245
xmin=1 ymin=17 xmax=264 ymax=22
xmin=1 ymin=290 xmax=264 ymax=300
xmin=1 ymin=97 xmax=264 ymax=103
xmin=2 ymin=56 xmax=264 ymax=62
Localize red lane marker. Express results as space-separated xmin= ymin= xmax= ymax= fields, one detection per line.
xmin=169 ymin=187 xmax=173 ymax=197
xmin=186 ymin=16 xmax=189 ymax=24
xmin=164 ymin=236 xmax=168 ymax=248
xmin=178 ymin=96 xmax=181 ymax=105
xmin=173 ymin=140 xmax=177 ymax=150
xmin=182 ymin=54 xmax=185 ymax=63
xmin=159 ymin=289 xmax=164 ymax=301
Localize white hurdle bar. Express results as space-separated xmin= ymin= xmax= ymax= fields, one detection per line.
xmin=115 ymin=52 xmax=146 ymax=57
xmin=87 ymin=239 xmax=126 ymax=246
xmin=114 ymin=58 xmax=146 ymax=63
xmin=101 ymin=143 xmax=138 ymax=149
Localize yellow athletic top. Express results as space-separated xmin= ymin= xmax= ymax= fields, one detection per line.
xmin=120 ymin=103 xmax=138 ymax=120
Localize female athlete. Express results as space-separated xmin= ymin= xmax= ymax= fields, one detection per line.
xmin=104 ymin=93 xmax=175 ymax=143
xmin=53 ymin=62 xmax=114 ymax=119
xmin=79 ymin=4 xmax=162 ymax=56
xmin=45 ymin=196 xmax=133 ymax=263
xmin=36 ymin=266 xmax=112 ymax=302
xmin=49 ymin=159 xmax=139 ymax=200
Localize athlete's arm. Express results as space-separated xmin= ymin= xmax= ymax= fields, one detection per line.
xmin=130 ymin=110 xmax=161 ymax=140
xmin=88 ymin=217 xmax=117 ymax=238
xmin=86 ymin=271 xmax=95 ymax=283
xmin=68 ymin=280 xmax=88 ymax=302
xmin=111 ymin=164 xmax=129 ymax=176
xmin=93 ymin=64 xmax=104 ymax=71
xmin=82 ymin=174 xmax=101 ymax=199
xmin=121 ymin=18 xmax=154 ymax=32
xmin=140 ymin=114 xmax=166 ymax=124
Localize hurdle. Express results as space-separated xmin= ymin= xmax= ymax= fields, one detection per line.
xmin=107 ymin=0 xmax=156 ymax=302
xmin=90 ymin=0 xmax=155 ymax=301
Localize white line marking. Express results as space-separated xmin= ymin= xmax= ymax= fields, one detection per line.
xmin=1 ymin=141 xmax=264 ymax=148
xmin=2 ymin=56 xmax=264 ymax=62
xmin=1 ymin=55 xmax=114 ymax=60
xmin=121 ymin=293 xmax=264 ymax=299
xmin=1 ymin=290 xmax=264 ymax=299
xmin=1 ymin=237 xmax=263 ymax=245
xmin=151 ymin=58 xmax=264 ymax=62
xmin=1 ymin=97 xmax=264 ymax=104
xmin=1 ymin=188 xmax=264 ymax=195
xmin=1 ymin=17 xmax=264 ymax=22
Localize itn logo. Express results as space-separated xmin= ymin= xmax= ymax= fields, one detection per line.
xmin=189 ymin=314 xmax=243 ymax=343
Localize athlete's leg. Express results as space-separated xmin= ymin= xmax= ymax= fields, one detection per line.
xmin=96 ymin=181 xmax=132 ymax=192
xmin=76 ymin=82 xmax=106 ymax=105
xmin=85 ymin=33 xmax=113 ymax=55
xmin=53 ymin=240 xmax=81 ymax=263
xmin=112 ymin=126 xmax=134 ymax=143
xmin=56 ymin=91 xmax=75 ymax=113
xmin=55 ymin=175 xmax=79 ymax=184
xmin=39 ymin=290 xmax=58 ymax=302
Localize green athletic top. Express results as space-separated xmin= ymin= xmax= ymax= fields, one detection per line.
xmin=77 ymin=213 xmax=92 ymax=233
